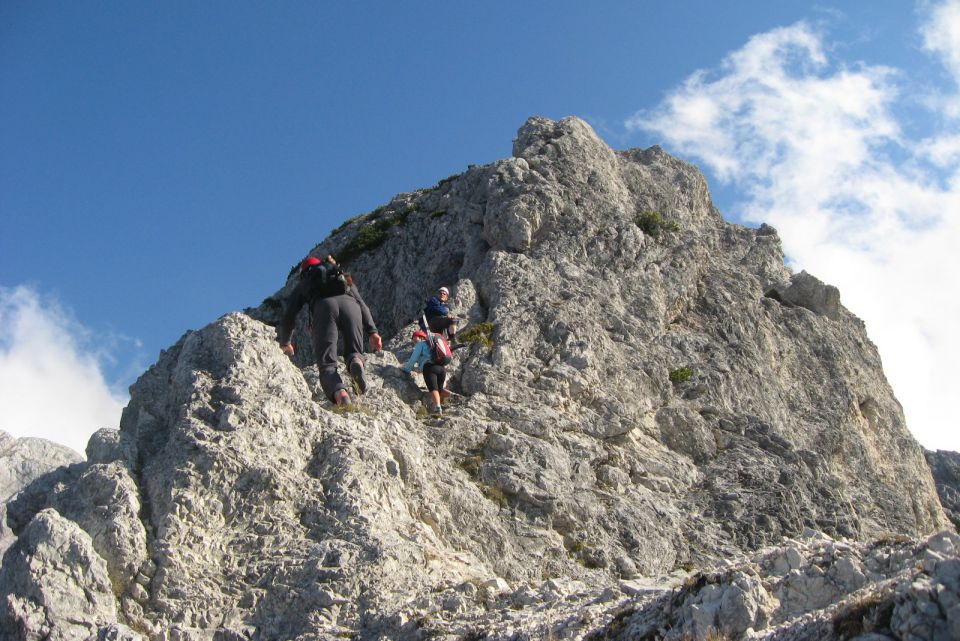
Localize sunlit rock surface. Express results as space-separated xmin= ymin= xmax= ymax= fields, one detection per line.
xmin=1 ymin=117 xmax=952 ymax=641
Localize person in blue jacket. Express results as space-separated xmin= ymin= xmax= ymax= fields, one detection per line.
xmin=403 ymin=329 xmax=451 ymax=415
xmin=423 ymin=286 xmax=459 ymax=343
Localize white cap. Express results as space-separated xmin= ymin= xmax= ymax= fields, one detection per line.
xmin=438 ymin=287 xmax=450 ymax=295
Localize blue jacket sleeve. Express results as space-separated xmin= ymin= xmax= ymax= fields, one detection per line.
xmin=424 ymin=296 xmax=449 ymax=317
xmin=404 ymin=342 xmax=427 ymax=372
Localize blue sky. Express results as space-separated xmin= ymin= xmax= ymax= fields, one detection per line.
xmin=2 ymin=1 xmax=958 ymax=454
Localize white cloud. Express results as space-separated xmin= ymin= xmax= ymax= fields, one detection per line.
xmin=0 ymin=285 xmax=128 ymax=455
xmin=920 ymin=133 xmax=960 ymax=166
xmin=627 ymin=10 xmax=960 ymax=452
xmin=922 ymin=0 xmax=960 ymax=83
xmin=920 ymin=0 xmax=960 ymax=118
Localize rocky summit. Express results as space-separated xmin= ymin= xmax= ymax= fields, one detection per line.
xmin=1 ymin=116 xmax=956 ymax=641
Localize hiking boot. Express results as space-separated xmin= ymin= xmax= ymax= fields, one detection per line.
xmin=349 ymin=358 xmax=368 ymax=394
xmin=333 ymin=389 xmax=352 ymax=406
xmin=430 ymin=404 xmax=443 ymax=416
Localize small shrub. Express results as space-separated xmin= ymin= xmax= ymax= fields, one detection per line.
xmin=458 ymin=322 xmax=495 ymax=349
xmin=331 ymin=209 xmax=377 ymax=236
xmin=338 ymin=207 xmax=416 ymax=264
xmin=669 ymin=367 xmax=693 ymax=385
xmin=431 ymin=209 xmax=448 ymax=218
xmin=635 ymin=210 xmax=680 ymax=239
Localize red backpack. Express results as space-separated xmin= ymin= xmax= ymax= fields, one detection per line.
xmin=419 ymin=313 xmax=453 ymax=365
xmin=426 ymin=332 xmax=452 ymax=366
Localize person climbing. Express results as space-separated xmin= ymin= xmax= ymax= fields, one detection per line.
xmin=423 ymin=286 xmax=459 ymax=343
xmin=277 ymin=255 xmax=383 ymax=406
xmin=344 ymin=272 xmax=377 ymax=355
xmin=403 ymin=329 xmax=452 ymax=416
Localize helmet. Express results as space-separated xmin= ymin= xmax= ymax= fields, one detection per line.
xmin=438 ymin=287 xmax=450 ymax=296
xmin=412 ymin=330 xmax=428 ymax=340
xmin=299 ymin=256 xmax=323 ymax=275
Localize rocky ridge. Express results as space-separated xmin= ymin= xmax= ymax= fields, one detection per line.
xmin=0 ymin=116 xmax=954 ymax=640
xmin=0 ymin=431 xmax=83 ymax=564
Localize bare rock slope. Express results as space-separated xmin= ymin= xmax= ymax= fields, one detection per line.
xmin=1 ymin=117 xmax=952 ymax=641
xmin=926 ymin=449 xmax=960 ymax=529
xmin=0 ymin=431 xmax=82 ymax=565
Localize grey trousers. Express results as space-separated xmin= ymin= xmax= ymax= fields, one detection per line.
xmin=310 ymin=294 xmax=364 ymax=401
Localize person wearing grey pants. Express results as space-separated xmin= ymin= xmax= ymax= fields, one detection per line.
xmin=311 ymin=293 xmax=366 ymax=401
xmin=278 ymin=256 xmax=383 ymax=405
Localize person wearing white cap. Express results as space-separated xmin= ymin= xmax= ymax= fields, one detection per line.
xmin=423 ymin=286 xmax=459 ymax=343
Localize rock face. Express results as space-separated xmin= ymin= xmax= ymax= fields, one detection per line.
xmin=1 ymin=116 xmax=952 ymax=640
xmin=0 ymin=431 xmax=82 ymax=564
xmin=926 ymin=449 xmax=960 ymax=529
xmin=1 ymin=510 xmax=118 ymax=641
xmin=591 ymin=529 xmax=960 ymax=641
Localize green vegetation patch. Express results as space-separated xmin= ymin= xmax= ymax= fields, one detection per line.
xmin=331 ymin=208 xmax=380 ymax=236
xmin=457 ymin=322 xmax=495 ymax=349
xmin=635 ymin=210 xmax=680 ymax=239
xmin=669 ymin=367 xmax=693 ymax=385
xmin=337 ymin=205 xmax=419 ymax=264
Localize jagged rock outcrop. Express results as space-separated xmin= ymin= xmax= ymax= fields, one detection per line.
xmin=0 ymin=431 xmax=82 ymax=564
xmin=926 ymin=449 xmax=960 ymax=529
xmin=1 ymin=116 xmax=952 ymax=640
xmin=0 ymin=509 xmax=118 ymax=641
xmin=587 ymin=529 xmax=960 ymax=641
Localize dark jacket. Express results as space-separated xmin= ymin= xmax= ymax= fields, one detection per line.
xmin=277 ymin=279 xmax=379 ymax=345
xmin=424 ymin=295 xmax=450 ymax=318
xmin=348 ymin=284 xmax=378 ymax=337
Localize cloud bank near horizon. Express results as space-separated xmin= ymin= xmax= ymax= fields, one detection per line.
xmin=0 ymin=285 xmax=128 ymax=455
xmin=627 ymin=1 xmax=960 ymax=451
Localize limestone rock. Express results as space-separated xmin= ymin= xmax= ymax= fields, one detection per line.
xmin=0 ymin=431 xmax=83 ymax=565
xmin=765 ymin=270 xmax=842 ymax=320
xmin=0 ymin=432 xmax=82 ymax=500
xmin=589 ymin=530 xmax=960 ymax=641
xmin=1 ymin=116 xmax=952 ymax=640
xmin=926 ymin=449 xmax=960 ymax=528
xmin=0 ymin=509 xmax=117 ymax=641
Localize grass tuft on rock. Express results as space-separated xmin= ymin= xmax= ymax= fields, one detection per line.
xmin=635 ymin=210 xmax=680 ymax=239
xmin=458 ymin=322 xmax=495 ymax=349
xmin=338 ymin=205 xmax=419 ymax=264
